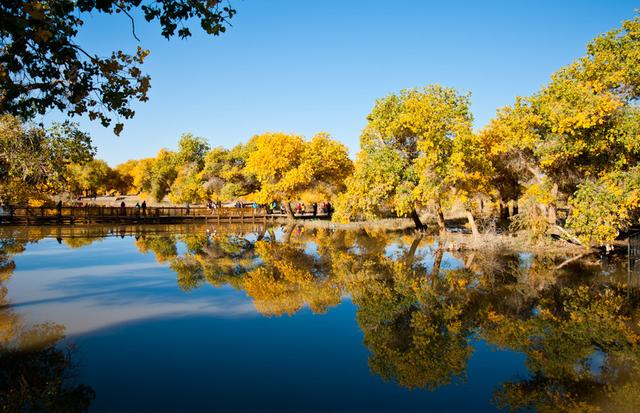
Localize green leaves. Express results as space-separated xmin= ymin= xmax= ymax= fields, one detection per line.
xmin=339 ymin=85 xmax=482 ymax=223
xmin=0 ymin=115 xmax=95 ymax=204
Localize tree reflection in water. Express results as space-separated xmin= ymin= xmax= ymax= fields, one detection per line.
xmin=0 ymin=239 xmax=95 ymax=412
xmin=1 ymin=224 xmax=640 ymax=412
xmin=144 ymin=225 xmax=640 ymax=412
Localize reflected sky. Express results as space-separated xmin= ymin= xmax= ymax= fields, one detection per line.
xmin=8 ymin=237 xmax=258 ymax=337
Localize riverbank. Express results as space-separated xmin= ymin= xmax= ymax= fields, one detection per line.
xmin=293 ymin=216 xmax=597 ymax=255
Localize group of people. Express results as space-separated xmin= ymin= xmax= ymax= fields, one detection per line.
xmin=206 ymin=200 xmax=223 ymax=209
xmin=290 ymin=201 xmax=333 ymax=217
xmin=119 ymin=200 xmax=147 ymax=216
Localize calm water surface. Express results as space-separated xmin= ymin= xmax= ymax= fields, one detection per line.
xmin=0 ymin=224 xmax=638 ymax=412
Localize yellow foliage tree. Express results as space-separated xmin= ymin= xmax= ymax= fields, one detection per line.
xmin=245 ymin=132 xmax=353 ymax=219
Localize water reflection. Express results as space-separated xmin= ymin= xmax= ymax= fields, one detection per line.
xmin=0 ymin=238 xmax=95 ymax=412
xmin=1 ymin=224 xmax=639 ymax=411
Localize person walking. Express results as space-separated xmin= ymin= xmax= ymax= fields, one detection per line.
xmin=120 ymin=201 xmax=126 ymax=216
xmin=56 ymin=200 xmax=63 ymax=218
xmin=141 ymin=200 xmax=147 ymax=216
xmin=312 ymin=202 xmax=318 ymax=217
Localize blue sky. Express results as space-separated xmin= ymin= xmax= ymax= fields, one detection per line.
xmin=47 ymin=0 xmax=638 ymax=165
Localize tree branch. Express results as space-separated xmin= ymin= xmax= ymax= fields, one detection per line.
xmin=117 ymin=6 xmax=141 ymax=42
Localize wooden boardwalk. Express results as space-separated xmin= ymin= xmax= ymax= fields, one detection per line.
xmin=0 ymin=206 xmax=287 ymax=225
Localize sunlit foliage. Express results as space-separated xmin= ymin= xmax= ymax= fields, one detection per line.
xmin=245 ymin=132 xmax=353 ymax=218
xmin=0 ymin=115 xmax=94 ymax=205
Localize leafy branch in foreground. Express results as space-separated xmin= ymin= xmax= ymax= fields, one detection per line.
xmin=0 ymin=0 xmax=236 ymax=134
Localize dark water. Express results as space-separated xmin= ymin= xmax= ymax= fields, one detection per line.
xmin=1 ymin=224 xmax=639 ymax=412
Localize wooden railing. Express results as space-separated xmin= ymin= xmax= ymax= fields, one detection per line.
xmin=0 ymin=206 xmax=273 ymax=224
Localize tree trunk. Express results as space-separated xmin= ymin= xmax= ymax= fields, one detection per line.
xmin=404 ymin=235 xmax=423 ymax=267
xmin=284 ymin=202 xmax=295 ymax=222
xmin=432 ymin=247 xmax=444 ymax=279
xmin=282 ymin=223 xmax=294 ymax=243
xmin=547 ymin=183 xmax=558 ymax=225
xmin=435 ymin=202 xmax=446 ymax=234
xmin=410 ymin=209 xmax=424 ymax=231
xmin=256 ymin=225 xmax=267 ymax=241
xmin=499 ymin=201 xmax=509 ymax=220
xmin=508 ymin=200 xmax=515 ymax=217
xmin=466 ymin=209 xmax=480 ymax=238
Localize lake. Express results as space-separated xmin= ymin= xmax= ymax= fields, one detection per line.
xmin=0 ymin=224 xmax=638 ymax=412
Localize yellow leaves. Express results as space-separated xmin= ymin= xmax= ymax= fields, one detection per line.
xmin=487 ymin=311 xmax=504 ymax=324
xmin=538 ymin=307 xmax=558 ymax=322
xmin=242 ymin=241 xmax=340 ymax=316
xmin=27 ymin=198 xmax=46 ymax=207
xmin=168 ymin=171 xmax=206 ymax=204
xmin=479 ymin=98 xmax=542 ymax=156
xmin=245 ymin=132 xmax=304 ymax=183
xmin=134 ymin=46 xmax=151 ymax=64
xmin=245 ymin=131 xmax=352 ymax=203
xmin=523 ymin=181 xmax=555 ymax=206
xmin=542 ymin=86 xmax=622 ymax=136
xmin=568 ymin=167 xmax=640 ymax=245
xmin=352 ymin=85 xmax=487 ymax=216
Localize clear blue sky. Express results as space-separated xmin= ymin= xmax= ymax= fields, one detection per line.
xmin=48 ymin=0 xmax=638 ymax=165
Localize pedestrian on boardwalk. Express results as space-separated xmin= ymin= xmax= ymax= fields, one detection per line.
xmin=120 ymin=201 xmax=126 ymax=216
xmin=141 ymin=200 xmax=147 ymax=216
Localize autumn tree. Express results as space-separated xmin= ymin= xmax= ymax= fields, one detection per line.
xmin=333 ymin=145 xmax=414 ymax=224
xmin=0 ymin=115 xmax=94 ymax=205
xmin=201 ymin=143 xmax=258 ymax=201
xmin=115 ymin=158 xmax=155 ymax=195
xmin=479 ymin=16 xmax=640 ymax=245
xmin=143 ymin=148 xmax=177 ymax=202
xmin=244 ymin=132 xmax=353 ymax=220
xmin=0 ymin=0 xmax=236 ymax=134
xmin=66 ymin=159 xmax=115 ymax=196
xmin=337 ymin=86 xmax=488 ymax=233
xmin=167 ymin=133 xmax=210 ymax=204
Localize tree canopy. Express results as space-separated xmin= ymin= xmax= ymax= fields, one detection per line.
xmin=244 ymin=132 xmax=353 ymax=218
xmin=336 ymin=85 xmax=489 ymax=234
